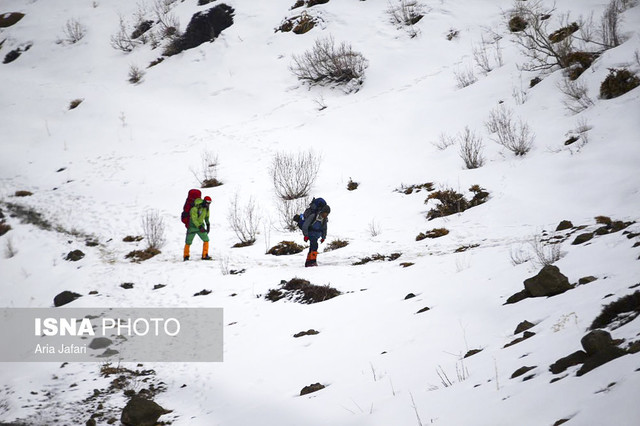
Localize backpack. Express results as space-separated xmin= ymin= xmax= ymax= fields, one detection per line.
xmin=181 ymin=189 xmax=201 ymax=228
xmin=302 ymin=197 xmax=326 ymax=220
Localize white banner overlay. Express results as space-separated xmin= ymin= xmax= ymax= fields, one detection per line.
xmin=0 ymin=308 xmax=223 ymax=362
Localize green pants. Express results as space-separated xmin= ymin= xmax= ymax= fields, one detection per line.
xmin=185 ymin=230 xmax=209 ymax=245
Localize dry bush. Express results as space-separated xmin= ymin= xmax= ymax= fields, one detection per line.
xmin=387 ymin=0 xmax=427 ymax=37
xmin=290 ymin=36 xmax=368 ymax=91
xmin=63 ymin=18 xmax=87 ymax=44
xmin=270 ymin=150 xmax=320 ymax=201
xmin=425 ymin=185 xmax=489 ymax=220
xmin=457 ymin=127 xmax=485 ymax=169
xmin=453 ymin=64 xmax=477 ymax=88
xmin=599 ymin=68 xmax=640 ymax=99
xmin=276 ymin=196 xmax=309 ymax=231
xmin=485 ymin=105 xmax=534 ymax=155
xmin=141 ymin=210 xmax=166 ymax=251
xmin=267 ymin=241 xmax=305 ymax=255
xmin=228 ymin=193 xmax=261 ymax=247
xmin=324 ymin=239 xmax=349 ymax=252
xmin=558 ymin=77 xmax=594 ymax=113
xmin=192 ymin=150 xmax=223 ymax=188
xmin=265 ymin=278 xmax=340 ymax=304
xmin=529 ymin=234 xmax=563 ymax=267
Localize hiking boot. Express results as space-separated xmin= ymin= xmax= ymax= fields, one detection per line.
xmin=293 ymin=214 xmax=300 ymax=222
xmin=183 ymin=256 xmax=190 ymax=261
xmin=202 ymin=255 xmax=213 ymax=260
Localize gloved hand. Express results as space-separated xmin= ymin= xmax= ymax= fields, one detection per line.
xmin=304 ymin=236 xmax=309 ymax=242
xmin=206 ymin=224 xmax=210 ymax=233
xmin=320 ymin=238 xmax=325 ymax=243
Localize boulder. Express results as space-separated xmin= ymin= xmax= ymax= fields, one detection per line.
xmin=523 ymin=265 xmax=572 ymax=297
xmin=54 ymin=291 xmax=82 ymax=307
xmin=121 ymin=397 xmax=169 ymax=426
xmin=549 ymin=350 xmax=588 ymax=374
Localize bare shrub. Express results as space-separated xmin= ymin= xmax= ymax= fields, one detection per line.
xmin=228 ymin=193 xmax=261 ymax=247
xmin=473 ymin=34 xmax=502 ymax=74
xmin=507 ymin=0 xmax=575 ymax=71
xmin=290 ymin=36 xmax=368 ymax=91
xmin=432 ymin=133 xmax=456 ymax=150
xmin=509 ymin=245 xmax=531 ymax=266
xmin=141 ymin=210 xmax=166 ymax=251
xmin=270 ymin=150 xmax=321 ymax=200
xmin=600 ymin=0 xmax=623 ymax=48
xmin=529 ymin=234 xmax=563 ymax=267
xmin=110 ymin=16 xmax=136 ymax=52
xmin=4 ymin=237 xmax=17 ymax=258
xmin=368 ymin=219 xmax=381 ymax=237
xmin=63 ymin=18 xmax=87 ymax=44
xmin=557 ymin=77 xmax=594 ymax=113
xmin=486 ymin=105 xmax=534 ymax=155
xmin=457 ymin=127 xmax=485 ymax=169
xmin=192 ymin=150 xmax=223 ymax=188
xmin=387 ymin=0 xmax=427 ymax=37
xmin=276 ymin=197 xmax=309 ymax=231
xmin=453 ymin=64 xmax=477 ymax=88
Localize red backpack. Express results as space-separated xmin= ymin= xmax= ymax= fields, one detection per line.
xmin=181 ymin=189 xmax=201 ymax=228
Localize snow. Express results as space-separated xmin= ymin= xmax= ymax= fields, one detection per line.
xmin=1 ymin=0 xmax=640 ymax=425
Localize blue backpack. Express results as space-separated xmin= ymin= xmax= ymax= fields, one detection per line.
xmin=295 ymin=198 xmax=327 ymax=229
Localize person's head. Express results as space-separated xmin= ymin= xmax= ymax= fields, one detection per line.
xmin=320 ymin=204 xmax=330 ymax=218
xmin=203 ymin=196 xmax=212 ymax=207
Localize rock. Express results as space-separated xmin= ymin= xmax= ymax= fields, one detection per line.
xmin=54 ymin=291 xmax=82 ymax=307
xmin=463 ymin=349 xmax=483 ymax=358
xmin=89 ymin=337 xmax=113 ymax=350
xmin=580 ymin=330 xmax=615 ymax=355
xmin=120 ymin=282 xmax=134 ymax=289
xmin=511 ymin=366 xmax=536 ymax=379
xmin=300 ymin=383 xmax=325 ymax=396
xmin=416 ymin=307 xmax=430 ymax=314
xmin=514 ymin=320 xmax=535 ymax=334
xmin=577 ymin=347 xmax=626 ymax=376
xmin=293 ymin=329 xmax=319 ymax=338
xmin=549 ymin=350 xmax=588 ymax=374
xmin=572 ymin=232 xmax=594 ymax=245
xmin=504 ymin=331 xmax=535 ymax=348
xmin=121 ymin=397 xmax=169 ymax=426
xmin=578 ymin=276 xmax=598 ymax=285
xmin=404 ymin=293 xmax=416 ymax=300
xmin=556 ymin=220 xmax=573 ymax=231
xmin=523 ymin=265 xmax=572 ymax=297
xmin=65 ymin=249 xmax=85 ymax=261
xmin=505 ymin=289 xmax=531 ymax=304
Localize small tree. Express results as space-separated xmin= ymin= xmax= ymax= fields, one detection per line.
xmin=141 ymin=210 xmax=166 ymax=251
xmin=290 ymin=36 xmax=368 ymax=91
xmin=270 ymin=150 xmax=321 ymax=201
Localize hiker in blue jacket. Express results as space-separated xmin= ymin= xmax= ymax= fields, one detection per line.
xmin=295 ymin=199 xmax=330 ymax=267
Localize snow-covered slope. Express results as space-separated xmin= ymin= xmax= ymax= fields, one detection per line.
xmin=1 ymin=0 xmax=640 ymax=424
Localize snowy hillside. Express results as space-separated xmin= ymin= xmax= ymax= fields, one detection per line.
xmin=1 ymin=0 xmax=640 ymax=424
